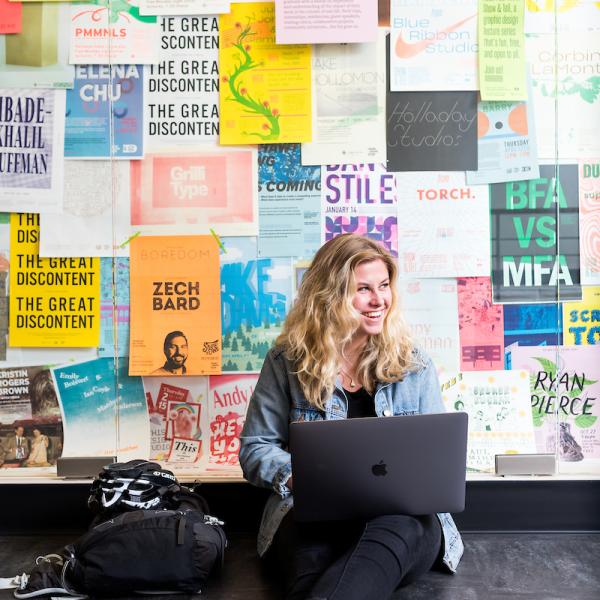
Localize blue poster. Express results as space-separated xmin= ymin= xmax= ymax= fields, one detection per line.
xmin=98 ymin=258 xmax=130 ymax=358
xmin=220 ymin=237 xmax=292 ymax=372
xmin=65 ymin=65 xmax=144 ymax=158
xmin=53 ymin=358 xmax=149 ymax=459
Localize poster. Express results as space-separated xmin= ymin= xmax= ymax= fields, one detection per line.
xmin=275 ymin=0 xmax=377 ymax=44
xmin=301 ymin=32 xmax=386 ymax=166
xmin=389 ymin=0 xmax=478 ymax=91
xmin=39 ymin=161 xmax=131 ymax=257
xmin=144 ymin=375 xmax=207 ymax=466
xmin=258 ymin=144 xmax=320 ymax=259
xmin=579 ymin=160 xmax=600 ymax=284
xmin=386 ymin=89 xmax=478 ymax=172
xmin=507 ymin=344 xmax=600 ymax=464
xmin=527 ymin=32 xmax=600 ymax=159
xmin=130 ymin=147 xmax=258 ymax=236
xmin=440 ymin=369 xmax=536 ymax=472
xmin=219 ymin=2 xmax=312 ymax=144
xmin=0 ymin=0 xmax=21 ymax=34
xmin=129 ymin=235 xmax=222 ymax=376
xmin=490 ymin=164 xmax=582 ymax=303
xmin=52 ymin=357 xmax=150 ymax=461
xmin=562 ymin=286 xmax=600 ymax=346
xmin=145 ymin=16 xmax=219 ymax=150
xmin=395 ymin=172 xmax=489 ymax=277
xmin=478 ymin=0 xmax=526 ymax=101
xmin=220 ymin=236 xmax=292 ymax=372
xmin=322 ymin=163 xmax=397 ymax=256
xmin=0 ymin=3 xmax=74 ymax=89
xmin=0 ymin=89 xmax=65 ymax=214
xmin=466 ymin=94 xmax=539 ymax=185
xmin=397 ymin=278 xmax=460 ymax=377
xmin=503 ymin=303 xmax=562 ymax=350
xmin=65 ymin=65 xmax=144 ymax=159
xmin=140 ymin=0 xmax=230 ymax=15
xmin=457 ymin=277 xmax=505 ymax=371
xmin=9 ymin=213 xmax=101 ymax=347
xmin=69 ymin=1 xmax=159 ymax=65
xmin=525 ymin=0 xmax=600 ymax=34
xmin=207 ymin=373 xmax=255 ymax=471
xmin=0 ymin=366 xmax=63 ymax=470
xmin=98 ymin=257 xmax=130 ymax=358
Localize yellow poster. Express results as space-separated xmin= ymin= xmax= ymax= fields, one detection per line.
xmin=129 ymin=235 xmax=222 ymax=376
xmin=219 ymin=1 xmax=312 ymax=144
xmin=479 ymin=0 xmax=527 ymax=101
xmin=9 ymin=213 xmax=100 ymax=347
xmin=563 ymin=286 xmax=600 ymax=345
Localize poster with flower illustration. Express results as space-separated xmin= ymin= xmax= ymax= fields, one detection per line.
xmin=219 ymin=2 xmax=312 ymax=144
xmin=70 ymin=0 xmax=159 ymax=64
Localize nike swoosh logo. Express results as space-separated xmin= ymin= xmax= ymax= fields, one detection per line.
xmin=395 ymin=14 xmax=476 ymax=58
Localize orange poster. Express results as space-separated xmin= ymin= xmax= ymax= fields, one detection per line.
xmin=129 ymin=235 xmax=222 ymax=376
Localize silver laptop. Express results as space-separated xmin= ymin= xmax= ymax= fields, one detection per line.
xmin=289 ymin=412 xmax=468 ymax=522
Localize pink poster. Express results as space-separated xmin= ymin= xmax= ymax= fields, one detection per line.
xmin=0 ymin=0 xmax=21 ymax=34
xmin=457 ymin=277 xmax=504 ymax=371
xmin=275 ymin=0 xmax=377 ymax=44
xmin=579 ymin=160 xmax=600 ymax=285
xmin=207 ymin=374 xmax=257 ymax=471
xmin=130 ymin=149 xmax=258 ymax=236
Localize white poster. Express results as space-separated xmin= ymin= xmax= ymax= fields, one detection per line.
xmin=301 ymin=32 xmax=386 ymax=166
xmin=39 ymin=161 xmax=131 ymax=257
xmin=140 ymin=0 xmax=230 ymax=15
xmin=396 ymin=172 xmax=490 ymax=278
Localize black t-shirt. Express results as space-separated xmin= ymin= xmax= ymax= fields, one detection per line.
xmin=344 ymin=387 xmax=376 ymax=419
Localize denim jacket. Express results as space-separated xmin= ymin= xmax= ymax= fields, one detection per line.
xmin=239 ymin=346 xmax=464 ymax=573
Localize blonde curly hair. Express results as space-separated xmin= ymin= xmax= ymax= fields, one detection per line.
xmin=276 ymin=234 xmax=416 ymax=409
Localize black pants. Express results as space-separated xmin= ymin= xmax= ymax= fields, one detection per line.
xmin=267 ymin=510 xmax=442 ymax=600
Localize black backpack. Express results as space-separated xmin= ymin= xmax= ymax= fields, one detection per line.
xmin=64 ymin=508 xmax=227 ymax=595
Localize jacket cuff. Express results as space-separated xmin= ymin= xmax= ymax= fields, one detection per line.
xmin=272 ymin=461 xmax=292 ymax=498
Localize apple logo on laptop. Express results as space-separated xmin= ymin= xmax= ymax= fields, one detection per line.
xmin=371 ymin=460 xmax=387 ymax=477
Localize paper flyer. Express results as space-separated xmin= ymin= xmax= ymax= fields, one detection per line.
xmin=301 ymin=32 xmax=386 ymax=167
xmin=527 ymin=32 xmax=600 ymax=159
xmin=9 ymin=213 xmax=101 ymax=347
xmin=207 ymin=373 xmax=256 ymax=471
xmin=39 ymin=161 xmax=131 ymax=258
xmin=65 ymin=65 xmax=144 ymax=159
xmin=0 ymin=0 xmax=21 ymax=34
xmin=507 ymin=344 xmax=600 ymax=462
xmin=258 ymin=144 xmax=320 ymax=259
xmin=221 ymin=236 xmax=292 ymax=372
xmin=457 ymin=277 xmax=505 ymax=371
xmin=440 ymin=369 xmax=536 ymax=473
xmin=98 ymin=257 xmax=130 ymax=358
xmin=145 ymin=16 xmax=219 ymax=150
xmin=322 ymin=163 xmax=397 ymax=256
xmin=0 ymin=3 xmax=74 ymax=89
xmin=70 ymin=1 xmax=159 ymax=65
xmin=0 ymin=89 xmax=65 ymax=214
xmin=503 ymin=303 xmax=562 ymax=350
xmin=0 ymin=366 xmax=64 ymax=470
xmin=562 ymin=286 xmax=600 ymax=346
xmin=52 ymin=357 xmax=150 ymax=461
xmin=466 ymin=94 xmax=539 ymax=185
xmin=525 ymin=0 xmax=600 ymax=34
xmin=397 ymin=278 xmax=460 ymax=377
xmin=129 ymin=235 xmax=222 ymax=376
xmin=386 ymin=88 xmax=478 ymax=172
xmin=219 ymin=2 xmax=312 ymax=144
xmin=130 ymin=147 xmax=258 ymax=236
xmin=395 ymin=172 xmax=490 ymax=277
xmin=490 ymin=164 xmax=582 ymax=303
xmin=275 ymin=0 xmax=377 ymax=44
xmin=389 ymin=0 xmax=478 ymax=91
xmin=143 ymin=375 xmax=208 ymax=465
xmin=140 ymin=0 xmax=230 ymax=15
xmin=579 ymin=160 xmax=600 ymax=285
xmin=478 ymin=0 xmax=526 ymax=101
